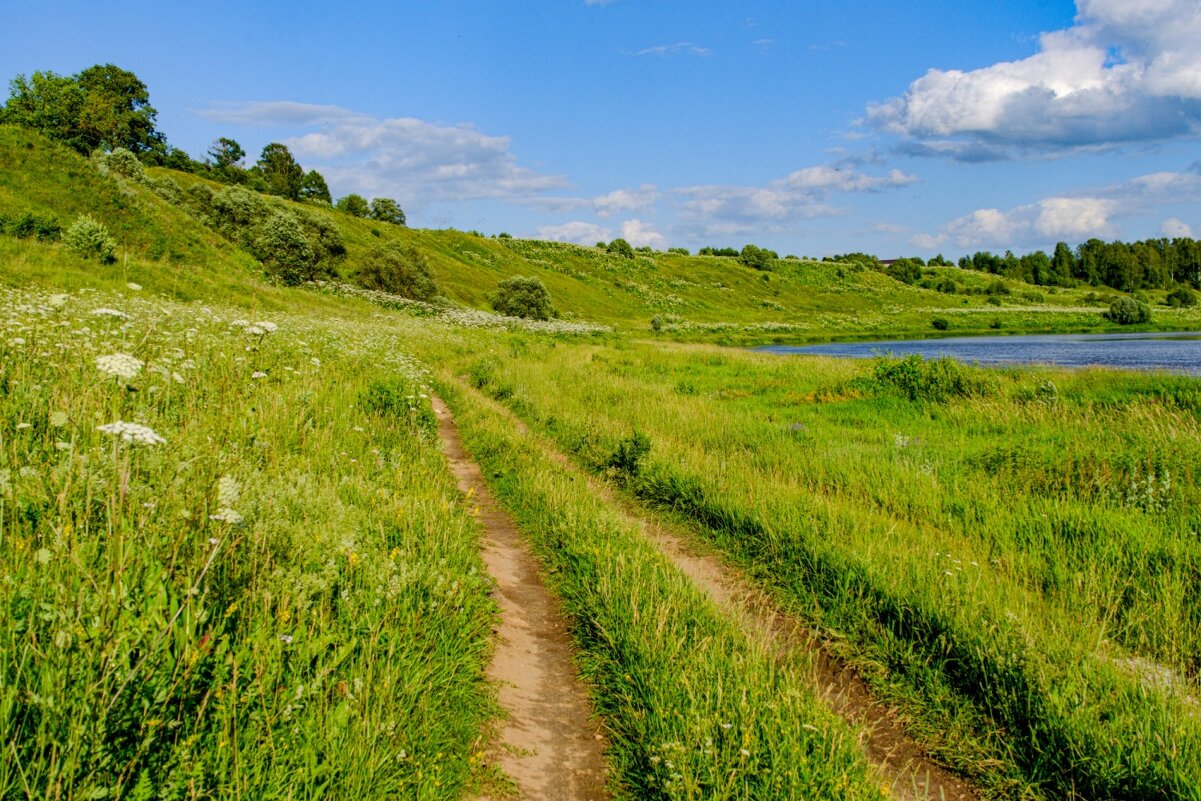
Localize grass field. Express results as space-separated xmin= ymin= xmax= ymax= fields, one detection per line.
xmin=442 ymin=335 xmax=1201 ymax=799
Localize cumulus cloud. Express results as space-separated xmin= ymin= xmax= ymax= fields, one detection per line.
xmin=867 ymin=0 xmax=1201 ymax=155
xmin=620 ymin=219 xmax=668 ymax=249
xmin=635 ymin=42 xmax=712 ymax=58
xmin=198 ymin=101 xmax=568 ymax=204
xmin=536 ymin=221 xmax=612 ymax=244
xmin=673 ymin=165 xmax=917 ymax=237
xmin=915 ymin=197 xmax=1118 ymax=249
xmin=593 ymin=184 xmax=660 ymax=217
xmin=1161 ymin=217 xmax=1194 ymax=237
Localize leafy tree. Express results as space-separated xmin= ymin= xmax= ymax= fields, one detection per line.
xmin=492 ymin=276 xmax=555 ymax=320
xmin=739 ymin=244 xmax=776 ymax=271
xmin=606 ymin=238 xmax=635 ymax=259
xmin=336 ymin=194 xmax=370 ymax=217
xmin=255 ymin=143 xmax=304 ymax=200
xmin=369 ymin=197 xmax=406 ymax=225
xmin=356 ymin=242 xmax=439 ymax=301
xmin=75 ymin=64 xmax=163 ymax=154
xmin=299 ymin=170 xmax=332 ymax=204
xmin=207 ymin=137 xmax=245 ymax=169
xmin=1166 ymin=285 xmax=1197 ymax=308
xmin=1 ymin=71 xmax=86 ymax=149
xmin=1050 ymin=242 xmax=1076 ymax=286
xmin=252 ymin=211 xmax=316 ymax=284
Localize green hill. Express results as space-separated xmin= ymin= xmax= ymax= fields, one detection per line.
xmin=2 ymin=124 xmax=1198 ymax=340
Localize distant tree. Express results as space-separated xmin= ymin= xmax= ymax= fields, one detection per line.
xmin=699 ymin=246 xmax=739 ymax=257
xmin=739 ymin=244 xmax=775 ymax=271
xmin=492 ymin=275 xmax=555 ymax=320
xmin=208 ymin=137 xmax=245 ymax=169
xmin=255 ymin=143 xmax=304 ymax=199
xmin=667 ymin=246 xmax=689 ymax=255
xmin=1104 ymin=296 xmax=1151 ymax=325
xmin=1050 ymin=242 xmax=1076 ymax=286
xmin=369 ymin=197 xmax=406 ymax=225
xmin=252 ymin=211 xmax=316 ymax=284
xmin=336 ymin=193 xmax=370 ymax=217
xmin=356 ymin=241 xmax=438 ymax=301
xmin=606 ymin=238 xmax=635 ymax=259
xmin=75 ymin=64 xmax=163 ymax=154
xmin=1166 ymin=285 xmax=1197 ymax=308
xmin=299 ymin=170 xmax=332 ymax=204
xmin=1 ymin=70 xmax=86 ymax=149
xmin=882 ymin=257 xmax=922 ymax=284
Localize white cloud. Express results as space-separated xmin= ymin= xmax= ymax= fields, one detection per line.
xmin=198 ymin=101 xmax=568 ymax=204
xmin=536 ymin=221 xmax=612 ymax=244
xmin=1034 ymin=197 xmax=1118 ymax=239
xmin=673 ymin=165 xmax=917 ymax=237
xmin=593 ymin=184 xmax=659 ymax=217
xmin=635 ymin=42 xmax=712 ymax=58
xmin=867 ymin=0 xmax=1201 ymax=155
xmin=1161 ymin=217 xmax=1194 ymax=237
xmin=620 ymin=219 xmax=667 ymax=249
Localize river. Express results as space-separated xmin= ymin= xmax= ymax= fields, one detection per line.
xmin=758 ymin=331 xmax=1201 ymax=374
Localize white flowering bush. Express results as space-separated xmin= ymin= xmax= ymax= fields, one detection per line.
xmin=64 ymin=214 xmax=117 ymax=263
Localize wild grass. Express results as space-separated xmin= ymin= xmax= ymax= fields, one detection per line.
xmin=451 ymin=337 xmax=1201 ymax=799
xmin=436 ymin=381 xmax=885 ymax=799
xmin=0 ymin=286 xmax=495 ymax=799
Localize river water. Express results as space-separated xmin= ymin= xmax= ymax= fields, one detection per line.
xmin=758 ymin=331 xmax=1201 ymax=374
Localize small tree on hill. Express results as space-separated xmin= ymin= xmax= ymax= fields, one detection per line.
xmin=299 ymin=170 xmax=332 ymax=204
xmin=256 ymin=143 xmax=304 ymax=200
xmin=606 ymin=238 xmax=634 ymax=259
xmin=252 ymin=211 xmax=315 ymax=285
xmin=336 ymin=194 xmax=370 ymax=217
xmin=492 ymin=276 xmax=555 ymax=320
xmin=369 ymin=197 xmax=406 ymax=225
xmin=739 ymin=244 xmax=776 ymax=271
xmin=356 ymin=241 xmax=439 ymax=302
xmin=1104 ymin=296 xmax=1151 ymax=325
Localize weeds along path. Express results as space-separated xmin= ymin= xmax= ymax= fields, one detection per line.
xmin=457 ymin=383 xmax=977 ymax=801
xmin=431 ymin=395 xmax=611 ymax=801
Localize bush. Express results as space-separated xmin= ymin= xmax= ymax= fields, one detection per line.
xmin=931 ymin=317 xmax=949 ymax=330
xmin=492 ymin=275 xmax=555 ymax=320
xmin=251 ymin=211 xmax=316 ymax=285
xmin=1166 ymin=285 xmax=1198 ymax=308
xmin=185 ymin=183 xmax=215 ymax=217
xmin=335 ymin=194 xmax=370 ymax=217
xmin=211 ymin=186 xmax=269 ymax=241
xmin=872 ymin=354 xmax=998 ymax=402
xmin=739 ymin=244 xmax=777 ymax=271
xmin=650 ymin=314 xmax=664 ymax=332
xmin=1104 ymin=296 xmax=1151 ymax=325
xmin=95 ymin=147 xmax=145 ymax=182
xmin=3 ymin=210 xmax=61 ymax=241
xmin=64 ymin=214 xmax=117 ymax=262
xmin=606 ymin=238 xmax=635 ymax=259
xmin=608 ymin=430 xmax=652 ymax=477
xmin=355 ymin=241 xmax=439 ymax=302
xmin=148 ymin=175 xmax=183 ymax=205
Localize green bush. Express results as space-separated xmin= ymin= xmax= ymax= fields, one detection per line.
xmin=1166 ymin=285 xmax=1197 ymax=308
xmin=148 ymin=175 xmax=183 ymax=205
xmin=608 ymin=430 xmax=652 ymax=477
xmin=2 ymin=209 xmax=61 ymax=241
xmin=491 ymin=275 xmax=555 ymax=320
xmin=95 ymin=147 xmax=145 ymax=182
xmin=355 ymin=241 xmax=439 ymax=302
xmin=211 ymin=186 xmax=269 ymax=241
xmin=63 ymin=214 xmax=117 ymax=262
xmin=335 ymin=193 xmax=370 ymax=217
xmin=606 ymin=238 xmax=635 ymax=259
xmin=1104 ymin=296 xmax=1151 ymax=325
xmin=872 ymin=354 xmax=998 ymax=402
xmin=251 ymin=211 xmax=316 ymax=285
xmin=931 ymin=317 xmax=949 ymax=330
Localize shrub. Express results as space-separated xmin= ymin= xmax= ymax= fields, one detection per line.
xmin=739 ymin=244 xmax=776 ymax=271
xmin=64 ymin=214 xmax=117 ymax=262
xmin=148 ymin=175 xmax=183 ymax=205
xmin=4 ymin=210 xmax=61 ymax=241
xmin=1166 ymin=285 xmax=1197 ymax=308
xmin=872 ymin=354 xmax=997 ymax=402
xmin=492 ymin=275 xmax=555 ymax=320
xmin=931 ymin=317 xmax=949 ymax=330
xmin=335 ymin=194 xmax=370 ymax=217
xmin=96 ymin=147 xmax=145 ymax=182
xmin=294 ymin=208 xmax=346 ymax=265
xmin=251 ymin=211 xmax=316 ymax=285
xmin=606 ymin=238 xmax=635 ymax=259
xmin=608 ymin=430 xmax=652 ymax=477
xmin=650 ymin=314 xmax=664 ymax=332
xmin=1104 ymin=296 xmax=1151 ymax=325
xmin=185 ymin=183 xmax=215 ymax=217
xmin=355 ymin=241 xmax=439 ymax=302
xmin=211 ymin=186 xmax=269 ymax=241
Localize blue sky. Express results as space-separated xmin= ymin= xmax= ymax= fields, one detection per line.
xmin=5 ymin=0 xmax=1200 ymax=257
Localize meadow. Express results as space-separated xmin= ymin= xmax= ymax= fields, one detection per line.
xmin=444 ymin=335 xmax=1201 ymax=799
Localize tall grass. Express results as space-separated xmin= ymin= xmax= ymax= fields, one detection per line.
xmin=453 ymin=337 xmax=1201 ymax=799
xmin=0 ymin=287 xmax=495 ymax=799
xmin=437 ymin=382 xmax=884 ymax=799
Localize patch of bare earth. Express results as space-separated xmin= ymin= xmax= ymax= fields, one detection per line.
xmin=431 ymin=395 xmax=610 ymax=801
xmin=458 ymin=383 xmax=978 ymax=801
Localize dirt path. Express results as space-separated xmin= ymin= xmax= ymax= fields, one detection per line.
xmin=456 ymin=384 xmax=978 ymax=801
xmin=431 ymin=395 xmax=610 ymax=801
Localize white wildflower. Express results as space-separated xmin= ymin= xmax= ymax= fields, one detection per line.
xmin=244 ymin=325 xmax=266 ymax=336
xmin=95 ymin=353 xmax=144 ymax=380
xmin=209 ymin=508 xmax=244 ymax=525
xmin=230 ymin=320 xmax=250 ymax=328
xmin=97 ymin=420 xmax=166 ymax=445
xmin=91 ymin=308 xmax=128 ymax=319
xmin=253 ymin=321 xmax=278 ymax=333
xmin=49 ymin=411 xmax=68 ymax=427
xmin=251 ymin=371 xmax=267 ymax=379
xmin=48 ymin=294 xmax=69 ymax=307
xmin=126 ymin=282 xmax=143 ymax=291
xmin=216 ymin=475 xmax=240 ymax=508
xmin=9 ymin=337 xmax=25 ymax=345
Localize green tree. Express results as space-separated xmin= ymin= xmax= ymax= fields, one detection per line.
xmin=356 ymin=242 xmax=439 ymax=301
xmin=0 ymin=71 xmax=86 ymax=150
xmin=739 ymin=244 xmax=775 ymax=271
xmin=1050 ymin=242 xmax=1076 ymax=286
xmin=336 ymin=194 xmax=370 ymax=217
xmin=255 ymin=143 xmax=304 ymax=200
xmin=207 ymin=137 xmax=245 ymax=169
xmin=1104 ymin=296 xmax=1151 ymax=325
xmin=252 ymin=211 xmax=316 ymax=285
xmin=369 ymin=197 xmax=406 ymax=225
xmin=606 ymin=238 xmax=634 ymax=259
xmin=299 ymin=170 xmax=332 ymax=204
xmin=492 ymin=276 xmax=555 ymax=320
xmin=75 ymin=64 xmax=163 ymax=153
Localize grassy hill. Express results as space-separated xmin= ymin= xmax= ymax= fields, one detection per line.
xmin=3 ymin=123 xmax=1200 ymax=342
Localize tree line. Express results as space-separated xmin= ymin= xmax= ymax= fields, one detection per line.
xmin=0 ymin=64 xmax=405 ymax=225
xmin=957 ymin=239 xmax=1201 ymax=291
